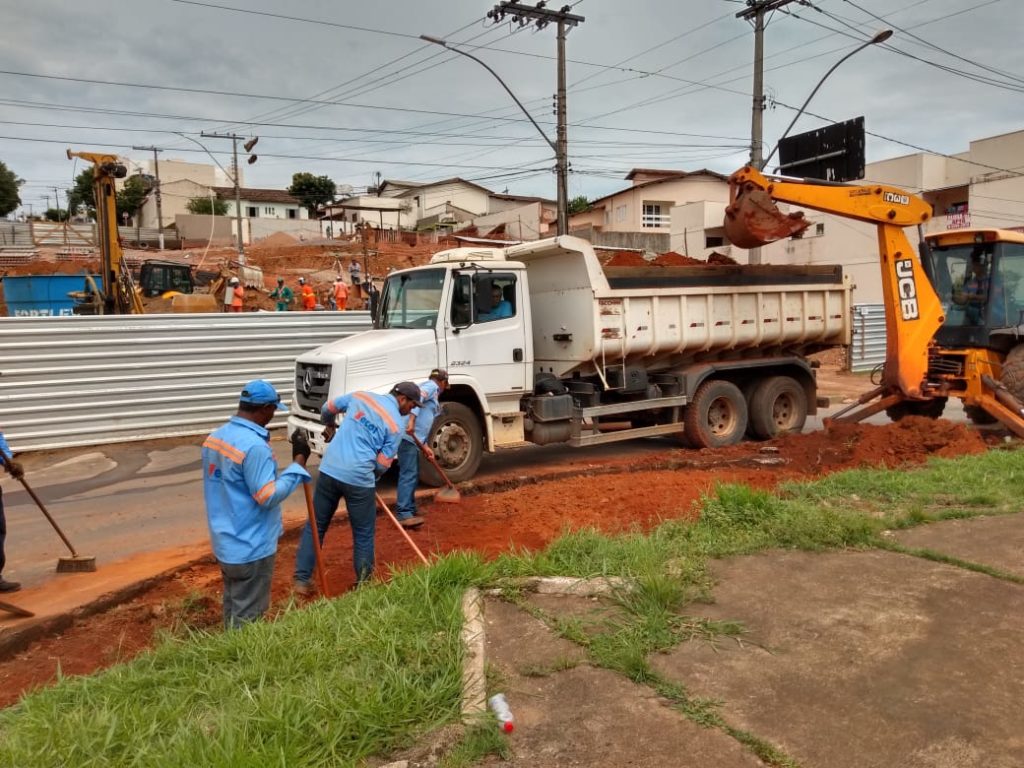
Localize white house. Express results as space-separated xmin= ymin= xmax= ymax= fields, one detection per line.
xmin=378 ymin=177 xmax=493 ymax=227
xmin=212 ymin=187 xmax=307 ymax=220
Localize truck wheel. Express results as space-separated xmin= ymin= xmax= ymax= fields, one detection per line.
xmin=748 ymin=376 xmax=807 ymax=439
xmin=964 ymin=405 xmax=997 ymax=425
xmin=419 ymin=402 xmax=483 ymax=485
xmin=683 ymin=380 xmax=748 ymax=448
xmin=1000 ymin=345 xmax=1024 ymax=403
xmin=885 ymin=397 xmax=947 ymax=421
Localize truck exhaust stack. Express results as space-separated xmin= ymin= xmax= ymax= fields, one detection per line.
xmin=724 ymin=183 xmax=810 ymax=248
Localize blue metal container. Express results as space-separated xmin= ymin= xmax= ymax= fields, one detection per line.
xmin=2 ymin=274 xmax=103 ymax=317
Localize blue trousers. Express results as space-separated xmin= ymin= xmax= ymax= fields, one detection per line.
xmin=220 ymin=553 xmax=275 ymax=630
xmin=294 ymin=471 xmax=377 ymax=584
xmin=0 ymin=486 xmax=6 ymax=578
xmin=395 ymin=439 xmax=421 ymax=520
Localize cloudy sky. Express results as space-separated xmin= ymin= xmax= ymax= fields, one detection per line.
xmin=3 ymin=0 xmax=1022 ymax=214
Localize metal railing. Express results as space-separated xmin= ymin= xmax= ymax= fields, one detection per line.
xmin=0 ymin=312 xmax=372 ymax=451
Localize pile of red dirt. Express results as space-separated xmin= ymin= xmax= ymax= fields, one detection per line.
xmin=707 ymin=251 xmax=739 ymax=265
xmin=651 ymin=251 xmax=702 ymax=266
xmin=604 ymin=250 xmax=649 ymax=267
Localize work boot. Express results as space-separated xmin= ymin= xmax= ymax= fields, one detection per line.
xmin=292 ymin=580 xmax=314 ymax=597
xmin=0 ymin=579 xmax=21 ymax=593
xmin=400 ymin=515 xmax=425 ymax=529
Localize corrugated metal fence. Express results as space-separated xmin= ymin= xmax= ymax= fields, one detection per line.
xmin=0 ymin=312 xmax=372 ymax=452
xmin=849 ymin=303 xmax=886 ymax=373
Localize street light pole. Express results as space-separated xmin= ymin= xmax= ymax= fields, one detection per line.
xmin=762 ymin=29 xmax=894 ymax=170
xmin=132 ymin=145 xmax=165 ymax=249
xmin=200 ymin=131 xmax=258 ymax=265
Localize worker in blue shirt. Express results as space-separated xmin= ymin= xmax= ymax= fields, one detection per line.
xmin=0 ymin=430 xmax=24 ymax=593
xmin=202 ymin=380 xmax=311 ymax=629
xmin=477 ymin=284 xmax=513 ymax=322
xmin=293 ymin=381 xmax=422 ymax=591
xmin=395 ymin=369 xmax=449 ymax=527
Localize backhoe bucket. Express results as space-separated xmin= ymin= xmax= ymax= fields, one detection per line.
xmin=723 ymin=185 xmax=809 ymax=249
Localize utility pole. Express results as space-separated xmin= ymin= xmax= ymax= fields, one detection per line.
xmin=485 ymin=2 xmax=584 ymax=236
xmin=737 ymin=0 xmax=799 ymax=264
xmin=51 ymin=187 xmax=63 ymax=221
xmin=200 ymin=131 xmax=258 ymax=264
xmin=132 ymin=145 xmax=165 ymax=249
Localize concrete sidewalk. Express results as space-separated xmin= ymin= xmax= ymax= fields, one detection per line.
xmin=483 ymin=512 xmax=1024 ymax=767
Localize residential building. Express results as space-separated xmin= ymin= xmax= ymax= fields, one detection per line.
xmin=472 ymin=194 xmax=557 ymax=239
xmin=321 ymin=196 xmax=410 ymax=233
xmin=378 ymin=177 xmax=493 ymax=226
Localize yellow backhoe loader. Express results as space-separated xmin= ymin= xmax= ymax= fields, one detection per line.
xmin=724 ymin=165 xmax=1024 ymax=436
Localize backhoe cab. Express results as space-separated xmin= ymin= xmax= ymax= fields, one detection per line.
xmin=724 ymin=165 xmax=1024 ymax=437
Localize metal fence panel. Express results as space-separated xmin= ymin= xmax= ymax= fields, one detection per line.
xmin=849 ymin=303 xmax=886 ymax=373
xmin=0 ymin=312 xmax=372 ymax=451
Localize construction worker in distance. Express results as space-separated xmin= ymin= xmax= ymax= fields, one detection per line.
xmin=269 ymin=277 xmax=294 ymax=312
xmin=225 ymin=277 xmax=244 ymax=313
xmin=299 ymin=277 xmax=317 ymax=311
xmin=293 ymin=381 xmax=422 ymax=592
xmin=202 ymin=380 xmax=312 ymax=629
xmin=395 ymin=369 xmax=449 ymax=529
xmin=333 ymin=275 xmax=350 ymax=311
xmin=0 ymin=429 xmax=24 ymax=593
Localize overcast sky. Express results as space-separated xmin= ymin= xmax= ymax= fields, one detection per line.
xmin=3 ymin=0 xmax=1022 ymax=214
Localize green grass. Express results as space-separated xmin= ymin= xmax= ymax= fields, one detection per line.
xmin=1 ymin=449 xmax=1022 ymax=767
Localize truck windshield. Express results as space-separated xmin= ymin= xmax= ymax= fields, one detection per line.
xmin=377 ymin=269 xmax=445 ymax=329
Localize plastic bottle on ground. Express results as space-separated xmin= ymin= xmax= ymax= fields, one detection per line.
xmin=488 ymin=693 xmax=515 ymax=733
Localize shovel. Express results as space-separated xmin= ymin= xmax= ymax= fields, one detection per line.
xmin=412 ymin=436 xmax=461 ymax=504
xmin=2 ymin=448 xmax=96 ymax=573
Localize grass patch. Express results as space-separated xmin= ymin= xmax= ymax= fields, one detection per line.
xmin=2 ymin=448 xmax=1021 ymax=766
xmin=438 ymin=722 xmax=511 ymax=768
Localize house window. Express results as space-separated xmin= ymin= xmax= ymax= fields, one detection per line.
xmin=705 ymin=235 xmax=724 ymax=248
xmin=264 ymin=206 xmax=275 ymax=216
xmin=287 ymin=208 xmax=297 ymax=220
xmin=815 ymin=222 xmax=825 ymax=236
xmin=642 ymin=202 xmax=670 ymax=228
xmin=247 ymin=206 xmax=258 ymax=218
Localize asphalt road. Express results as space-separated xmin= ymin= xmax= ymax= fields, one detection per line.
xmin=1 ymin=401 xmax=967 ymax=590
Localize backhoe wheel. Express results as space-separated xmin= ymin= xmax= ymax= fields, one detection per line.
xmin=885 ymin=397 xmax=947 ymax=422
xmin=964 ymin=405 xmax=998 ymax=426
xmin=748 ymin=376 xmax=807 ymax=439
xmin=1000 ymin=345 xmax=1024 ymax=404
xmin=683 ymin=380 xmax=748 ymax=448
xmin=419 ymin=402 xmax=483 ymax=486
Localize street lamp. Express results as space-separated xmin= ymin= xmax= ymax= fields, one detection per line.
xmin=762 ymin=29 xmax=893 ymax=170
xmin=420 ymin=34 xmax=568 ymax=235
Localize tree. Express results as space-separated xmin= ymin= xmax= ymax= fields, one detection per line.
xmin=0 ymin=160 xmax=22 ymax=217
xmin=44 ymin=208 xmax=69 ymax=222
xmin=568 ymin=195 xmax=590 ymax=215
xmin=116 ymin=175 xmax=149 ymax=223
xmin=67 ymin=167 xmax=96 ymax=218
xmin=186 ymin=196 xmax=229 ymax=216
xmin=288 ymin=172 xmax=336 ymax=216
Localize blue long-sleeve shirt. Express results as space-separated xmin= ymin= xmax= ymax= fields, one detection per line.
xmin=320 ymin=391 xmax=403 ymax=488
xmin=201 ymin=416 xmax=310 ymax=565
xmin=402 ymin=379 xmax=442 ymax=445
xmin=0 ymin=432 xmax=10 ymax=464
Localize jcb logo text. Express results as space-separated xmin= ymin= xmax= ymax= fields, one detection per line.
xmin=884 ymin=192 xmax=910 ymax=205
xmin=895 ymin=259 xmax=919 ymax=320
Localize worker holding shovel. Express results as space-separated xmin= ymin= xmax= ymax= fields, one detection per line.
xmin=293 ymin=382 xmax=421 ymax=593
xmin=0 ymin=430 xmax=23 ymax=593
xmin=395 ymin=369 xmax=449 ymax=528
xmin=202 ymin=380 xmax=311 ymax=629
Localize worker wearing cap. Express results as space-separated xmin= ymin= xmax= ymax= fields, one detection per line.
xmin=269 ymin=278 xmax=294 ymax=312
xmin=0 ymin=430 xmax=24 ymax=593
xmin=333 ymin=275 xmax=350 ymax=312
xmin=395 ymin=369 xmax=449 ymax=528
xmin=202 ymin=380 xmax=311 ymax=628
xmin=299 ymin=277 xmax=317 ymax=311
xmin=293 ymin=381 xmax=422 ymax=590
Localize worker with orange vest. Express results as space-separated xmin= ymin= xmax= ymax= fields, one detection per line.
xmin=225 ymin=277 xmax=244 ymax=313
xmin=299 ymin=277 xmax=316 ymax=311
xmin=333 ymin=275 xmax=350 ymax=311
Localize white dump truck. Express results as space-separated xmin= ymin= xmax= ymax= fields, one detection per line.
xmin=288 ymin=236 xmax=851 ymax=483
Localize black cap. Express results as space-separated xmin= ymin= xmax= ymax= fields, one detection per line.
xmin=430 ymin=368 xmax=449 ymax=382
xmin=391 ymin=381 xmax=423 ymax=406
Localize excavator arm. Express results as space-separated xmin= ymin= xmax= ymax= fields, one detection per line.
xmin=724 ymin=165 xmax=942 ymax=400
xmin=67 ymin=149 xmax=143 ymax=314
